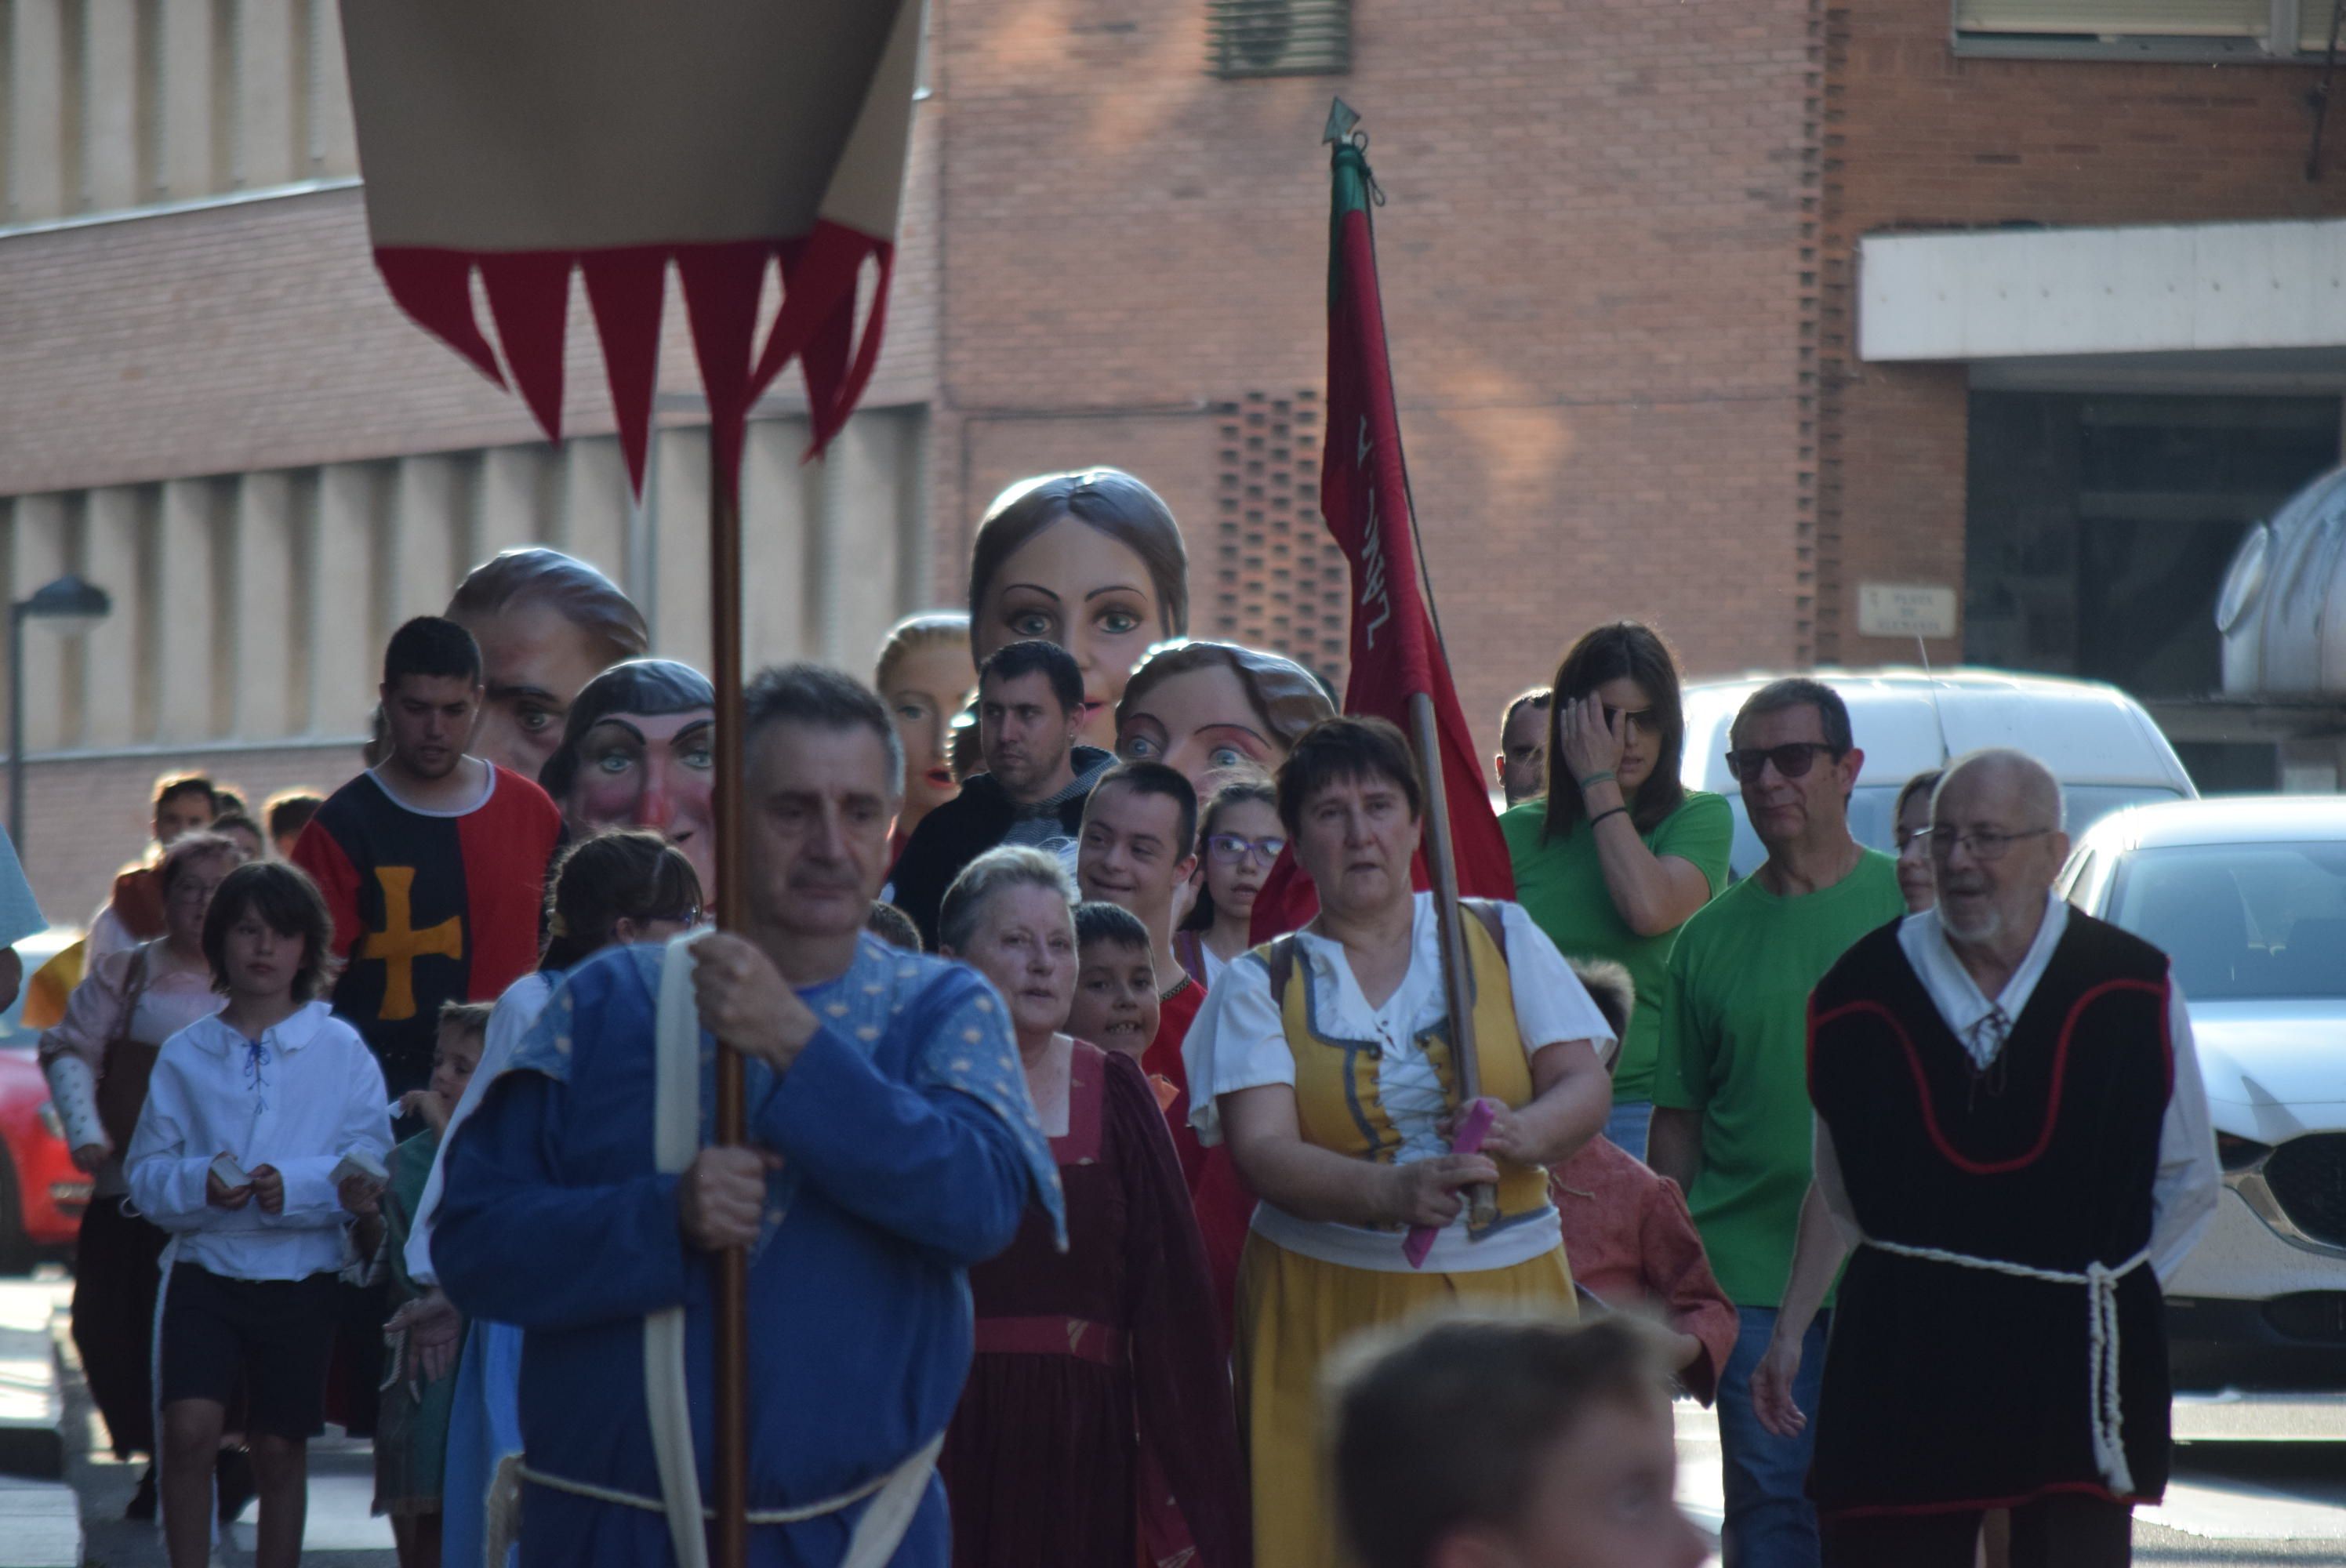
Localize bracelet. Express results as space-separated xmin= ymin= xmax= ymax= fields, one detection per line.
xmin=1578 ymin=769 xmax=1616 ymax=790
xmin=1589 ymin=805 xmax=1631 ymax=829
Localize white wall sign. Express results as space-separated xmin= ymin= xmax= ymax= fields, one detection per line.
xmin=1858 ymin=583 xmax=1958 ymax=640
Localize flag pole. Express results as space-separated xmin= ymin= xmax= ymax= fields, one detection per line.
xmin=708 ymin=427 xmax=751 ymax=1568
xmin=1407 ymin=689 xmax=1498 ymax=1228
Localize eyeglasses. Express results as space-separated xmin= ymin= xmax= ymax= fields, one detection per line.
xmin=1723 ymin=742 xmax=1843 ymax=782
xmin=660 ymin=906 xmax=704 ymax=928
xmin=1206 ymin=833 xmax=1287 ymax=866
xmin=1924 ymin=827 xmax=2054 ymax=862
xmin=1603 ymin=705 xmax=1657 ymax=735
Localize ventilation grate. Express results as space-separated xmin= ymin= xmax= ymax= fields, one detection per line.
xmin=1208 ymin=0 xmax=1351 ymax=78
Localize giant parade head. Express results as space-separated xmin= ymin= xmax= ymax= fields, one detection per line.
xmin=539 ymin=659 xmax=718 ymax=902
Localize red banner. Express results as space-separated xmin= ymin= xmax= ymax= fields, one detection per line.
xmin=1252 ymin=138 xmax=1516 ymax=939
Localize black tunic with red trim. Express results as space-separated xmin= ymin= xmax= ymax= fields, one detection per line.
xmin=1806 ymin=912 xmax=2175 ymax=1518
xmin=291 ymin=766 xmax=561 ymax=1098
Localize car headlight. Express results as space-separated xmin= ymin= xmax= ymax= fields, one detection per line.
xmin=34 ymin=1101 xmax=63 ymax=1141
xmin=2216 ymin=1131 xmax=2272 ymax=1173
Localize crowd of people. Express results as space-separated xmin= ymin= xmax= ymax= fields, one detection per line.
xmin=21 ymin=470 xmax=2217 ymax=1568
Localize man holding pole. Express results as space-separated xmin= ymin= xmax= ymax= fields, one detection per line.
xmin=1185 ymin=716 xmax=1615 ymax=1568
xmin=433 ymin=664 xmax=1062 ymax=1568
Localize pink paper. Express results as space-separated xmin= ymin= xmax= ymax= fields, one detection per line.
xmin=1403 ymin=1098 xmax=1497 ymax=1269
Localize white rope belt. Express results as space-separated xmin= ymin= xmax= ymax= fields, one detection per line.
xmin=1862 ymin=1237 xmax=2151 ymax=1496
xmin=510 ymin=1439 xmax=924 ymax=1524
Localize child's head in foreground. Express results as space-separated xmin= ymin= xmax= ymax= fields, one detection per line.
xmin=1327 ymin=1312 xmax=1709 ymax=1568
xmin=1066 ymin=900 xmax=1158 ymax=1057
xmin=201 ymin=860 xmax=335 ymax=1003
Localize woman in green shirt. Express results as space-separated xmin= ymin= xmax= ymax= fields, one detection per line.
xmin=1501 ymin=621 xmax=1731 ymax=1160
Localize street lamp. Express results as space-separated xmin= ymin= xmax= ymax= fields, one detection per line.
xmin=10 ymin=575 xmax=112 ymax=852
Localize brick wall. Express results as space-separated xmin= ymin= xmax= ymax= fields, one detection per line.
xmin=1821 ymin=0 xmax=2346 ymax=666
xmin=926 ymin=0 xmax=1820 ymax=749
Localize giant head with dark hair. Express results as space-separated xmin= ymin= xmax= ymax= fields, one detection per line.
xmin=967 ymin=468 xmax=1189 ymax=751
xmin=1113 ymin=638 xmax=1335 ymax=794
xmin=538 ymin=659 xmax=717 ymax=902
xmin=445 ymin=546 xmax=650 ymax=780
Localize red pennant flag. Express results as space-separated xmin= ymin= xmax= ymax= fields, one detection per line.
xmin=1252 ymin=124 xmax=1516 ymax=940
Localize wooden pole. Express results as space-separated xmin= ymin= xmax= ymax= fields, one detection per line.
xmin=709 ymin=433 xmax=750 ymax=1568
xmin=1408 ymin=688 xmax=1497 ymax=1229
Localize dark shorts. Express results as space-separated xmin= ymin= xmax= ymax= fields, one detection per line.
xmin=157 ymin=1264 xmax=340 ymax=1440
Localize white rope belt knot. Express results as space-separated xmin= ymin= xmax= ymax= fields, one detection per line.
xmin=1862 ymin=1237 xmax=2151 ymax=1495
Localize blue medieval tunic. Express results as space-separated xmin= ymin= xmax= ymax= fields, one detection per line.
xmin=434 ymin=935 xmax=1063 ymax=1567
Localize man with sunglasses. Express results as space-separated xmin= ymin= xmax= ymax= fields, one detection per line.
xmin=1749 ymin=748 xmax=2217 ymax=1568
xmin=1649 ymin=677 xmax=1904 ymax=1568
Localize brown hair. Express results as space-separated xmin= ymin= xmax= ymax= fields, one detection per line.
xmin=156 ymin=831 xmax=246 ymax=900
xmin=1180 ymin=771 xmax=1278 ymax=933
xmin=873 ymin=612 xmax=972 ymax=695
xmin=1543 ymin=621 xmax=1690 ymax=840
xmin=540 ymin=829 xmax=704 ymax=971
xmin=1328 ymin=1312 xmax=1676 ymax=1568
xmin=1114 ymin=640 xmax=1335 ymax=764
xmin=967 ymin=470 xmax=1189 ymax=642
xmin=446 ymin=546 xmax=649 ymax=671
xmin=1896 ymin=768 xmax=1944 ymax=824
xmin=263 ymin=789 xmax=325 ymax=844
xmin=151 ymin=770 xmax=216 ymax=820
xmin=1275 ymin=716 xmax=1422 ymax=836
xmin=435 ymin=1000 xmax=496 ymax=1038
xmin=202 ymin=861 xmax=336 ymax=1002
xmin=1084 ymin=760 xmax=1200 ymax=860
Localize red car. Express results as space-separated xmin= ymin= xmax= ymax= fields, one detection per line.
xmin=0 ymin=930 xmax=93 ymax=1269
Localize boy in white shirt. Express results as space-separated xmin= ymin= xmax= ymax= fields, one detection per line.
xmin=126 ymin=860 xmax=393 ymax=1568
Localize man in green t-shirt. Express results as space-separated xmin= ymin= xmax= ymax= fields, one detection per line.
xmin=1651 ymin=677 xmax=1905 ymax=1568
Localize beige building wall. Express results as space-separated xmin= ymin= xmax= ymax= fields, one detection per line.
xmin=0 ymin=410 xmax=932 ymax=915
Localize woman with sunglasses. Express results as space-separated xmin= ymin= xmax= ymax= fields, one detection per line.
xmin=1501 ymin=621 xmax=1732 ymax=1161
xmin=1175 ymin=775 xmax=1284 ymax=989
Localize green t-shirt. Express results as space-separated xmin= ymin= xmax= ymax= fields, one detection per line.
xmin=1502 ymin=791 xmax=1734 ymax=1102
xmin=1651 ymin=849 xmax=1905 ymax=1307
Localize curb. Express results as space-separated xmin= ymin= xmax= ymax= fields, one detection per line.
xmin=0 ymin=1280 xmax=64 ymax=1482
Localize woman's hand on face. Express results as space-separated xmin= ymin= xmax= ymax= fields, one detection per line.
xmin=1382 ymin=1152 xmax=1502 ymax=1229
xmin=1554 ymin=693 xmax=1626 ymax=788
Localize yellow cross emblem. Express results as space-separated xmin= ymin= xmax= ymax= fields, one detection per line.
xmin=361 ymin=866 xmax=462 ymax=1022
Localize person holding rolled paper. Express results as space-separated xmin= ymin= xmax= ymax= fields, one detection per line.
xmin=1182 ymin=715 xmax=1615 ymax=1568
xmin=126 ymin=859 xmax=394 ymax=1568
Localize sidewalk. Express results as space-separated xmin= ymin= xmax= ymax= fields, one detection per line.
xmin=0 ymin=1276 xmax=76 ymax=1568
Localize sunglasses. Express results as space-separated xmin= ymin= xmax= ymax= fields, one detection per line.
xmin=1723 ymin=741 xmax=1844 ymax=782
xmin=1206 ymin=833 xmax=1287 ymax=866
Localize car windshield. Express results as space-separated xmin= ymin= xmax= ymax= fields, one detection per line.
xmin=1721 ymin=782 xmax=2187 ymax=880
xmin=2104 ymin=841 xmax=2346 ymax=1000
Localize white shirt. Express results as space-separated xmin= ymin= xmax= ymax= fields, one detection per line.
xmin=404 ymin=969 xmax=557 ymax=1286
xmin=125 ymin=1001 xmax=394 ymax=1280
xmin=1184 ymin=891 xmax=1617 ymax=1273
xmin=1813 ymin=894 xmax=2221 ymax=1283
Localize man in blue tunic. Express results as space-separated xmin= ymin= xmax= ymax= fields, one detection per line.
xmin=434 ymin=662 xmax=1062 ymax=1568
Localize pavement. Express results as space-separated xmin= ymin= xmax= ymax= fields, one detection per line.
xmin=2 ymin=1269 xmax=2341 ymax=1567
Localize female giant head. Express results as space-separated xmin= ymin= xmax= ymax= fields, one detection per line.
xmin=538 ymin=659 xmax=716 ymax=901
xmin=1113 ymin=640 xmax=1335 ymax=795
xmin=967 ymin=469 xmax=1189 ymax=752
xmin=874 ymin=612 xmax=977 ymax=844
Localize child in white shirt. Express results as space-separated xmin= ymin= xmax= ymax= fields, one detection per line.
xmin=126 ymin=860 xmax=392 ymax=1568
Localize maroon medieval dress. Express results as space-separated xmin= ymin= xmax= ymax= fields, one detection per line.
xmin=940 ymin=1041 xmax=1251 ymax=1568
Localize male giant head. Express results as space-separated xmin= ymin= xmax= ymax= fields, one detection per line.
xmin=539 ymin=660 xmax=717 ymax=901
xmin=445 ymin=547 xmax=649 ymax=781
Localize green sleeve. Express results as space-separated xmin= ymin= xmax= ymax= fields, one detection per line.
xmin=1653 ymin=790 xmax=1734 ymax=898
xmin=1650 ymin=931 xmax=1709 ymax=1111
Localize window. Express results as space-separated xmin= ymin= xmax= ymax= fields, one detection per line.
xmin=1208 ymin=0 xmax=1350 ymax=78
xmin=1952 ymin=0 xmax=2343 ymax=58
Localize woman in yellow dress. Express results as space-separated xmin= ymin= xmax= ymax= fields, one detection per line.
xmin=1183 ymin=716 xmax=1618 ymax=1567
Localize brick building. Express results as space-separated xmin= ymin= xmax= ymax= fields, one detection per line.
xmin=2 ymin=0 xmax=2340 ymax=915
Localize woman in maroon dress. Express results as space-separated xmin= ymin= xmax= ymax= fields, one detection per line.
xmin=935 ymin=848 xmax=1250 ymax=1568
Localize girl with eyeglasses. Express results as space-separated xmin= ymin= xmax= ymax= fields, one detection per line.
xmin=1501 ymin=622 xmax=1734 ymax=1162
xmin=1175 ymin=775 xmax=1284 ymax=991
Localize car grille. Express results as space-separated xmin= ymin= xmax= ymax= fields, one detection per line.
xmin=2264 ymin=1134 xmax=2346 ymax=1250
xmin=2263 ymin=1293 xmax=2346 ymax=1343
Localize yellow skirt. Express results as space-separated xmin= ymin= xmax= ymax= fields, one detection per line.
xmin=1233 ymin=1230 xmax=1578 ymax=1568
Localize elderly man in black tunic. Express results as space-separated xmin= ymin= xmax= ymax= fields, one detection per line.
xmin=1752 ymin=748 xmax=2219 ymax=1568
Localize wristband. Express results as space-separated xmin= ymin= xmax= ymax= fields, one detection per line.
xmin=1578 ymin=769 xmax=1616 ymax=790
xmin=1589 ymin=805 xmax=1630 ymax=829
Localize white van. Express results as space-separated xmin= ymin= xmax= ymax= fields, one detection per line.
xmin=1679 ymin=667 xmax=2198 ymax=879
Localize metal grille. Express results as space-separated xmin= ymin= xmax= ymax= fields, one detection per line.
xmin=2265 ymin=1133 xmax=2346 ymax=1250
xmin=1210 ymin=390 xmax=1348 ymax=696
xmin=1208 ymin=0 xmax=1350 ymax=78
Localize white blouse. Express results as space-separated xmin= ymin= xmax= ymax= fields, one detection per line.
xmin=1183 ymin=892 xmax=1616 ymax=1272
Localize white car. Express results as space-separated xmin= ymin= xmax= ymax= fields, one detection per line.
xmin=2057 ymin=797 xmax=2346 ymax=1392
xmin=1682 ymin=667 xmax=2198 ymax=880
